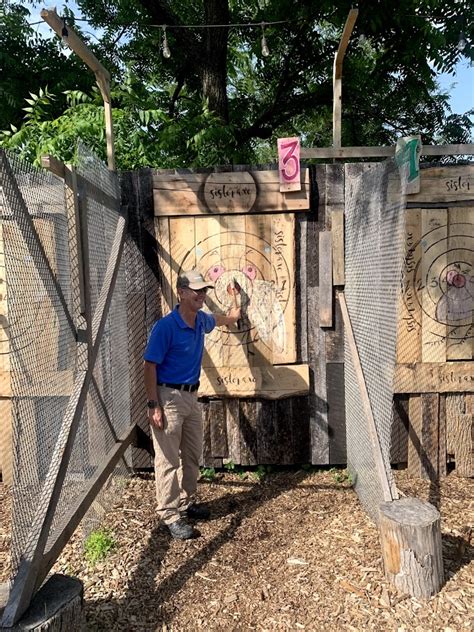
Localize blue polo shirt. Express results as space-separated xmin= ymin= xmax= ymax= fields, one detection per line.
xmin=144 ymin=306 xmax=216 ymax=384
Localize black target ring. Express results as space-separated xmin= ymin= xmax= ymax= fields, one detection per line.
xmin=178 ymin=230 xmax=292 ymax=348
xmin=401 ymin=222 xmax=473 ymax=340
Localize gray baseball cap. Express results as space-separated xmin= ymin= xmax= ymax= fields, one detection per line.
xmin=176 ymin=269 xmax=214 ymax=290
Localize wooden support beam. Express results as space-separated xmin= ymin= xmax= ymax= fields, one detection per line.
xmin=333 ymin=8 xmax=358 ymax=147
xmin=394 ymin=362 xmax=474 ymax=393
xmin=331 ymin=209 xmax=344 ymax=285
xmin=199 ymin=364 xmax=310 ymax=399
xmin=301 ymin=143 xmax=474 ymax=160
xmin=40 ymin=9 xmax=110 ymax=82
xmin=319 ymin=231 xmax=333 ymax=327
xmin=40 ymin=155 xmax=66 ymax=180
xmin=40 ymin=9 xmax=115 ymax=171
xmin=40 ymin=158 xmax=88 ymax=315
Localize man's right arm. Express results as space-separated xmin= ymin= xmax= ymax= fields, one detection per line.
xmin=144 ymin=360 xmax=163 ymax=429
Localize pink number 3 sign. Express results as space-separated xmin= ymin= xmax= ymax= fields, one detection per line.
xmin=278 ymin=137 xmax=301 ymax=192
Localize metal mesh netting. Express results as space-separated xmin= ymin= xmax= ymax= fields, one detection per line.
xmin=0 ymin=146 xmax=131 ymax=578
xmin=344 ymin=160 xmax=406 ymax=522
xmin=0 ymin=151 xmax=76 ymax=572
xmin=47 ymin=144 xmax=131 ymax=543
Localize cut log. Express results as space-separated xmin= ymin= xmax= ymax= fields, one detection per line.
xmin=379 ymin=497 xmax=444 ymax=600
xmin=0 ymin=574 xmax=83 ymax=631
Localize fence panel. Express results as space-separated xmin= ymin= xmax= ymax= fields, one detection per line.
xmin=344 ymin=160 xmax=406 ymax=521
xmin=0 ymin=146 xmax=133 ymax=626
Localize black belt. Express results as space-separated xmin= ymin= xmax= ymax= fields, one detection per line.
xmin=158 ymin=381 xmax=200 ymax=392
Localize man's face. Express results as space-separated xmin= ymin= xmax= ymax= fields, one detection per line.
xmin=178 ymin=286 xmax=208 ymax=311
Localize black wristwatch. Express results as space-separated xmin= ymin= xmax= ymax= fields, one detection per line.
xmin=147 ymin=399 xmax=158 ymax=409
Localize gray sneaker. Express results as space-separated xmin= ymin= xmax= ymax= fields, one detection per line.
xmin=167 ymin=518 xmax=197 ymax=540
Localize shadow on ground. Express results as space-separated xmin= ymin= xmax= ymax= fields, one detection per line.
xmin=83 ymin=469 xmax=350 ymax=630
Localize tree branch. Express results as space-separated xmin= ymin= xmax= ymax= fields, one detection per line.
xmin=168 ymin=72 xmax=186 ymax=117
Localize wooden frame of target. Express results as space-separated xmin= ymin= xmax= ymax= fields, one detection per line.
xmin=153 ymin=169 xmax=311 ymax=399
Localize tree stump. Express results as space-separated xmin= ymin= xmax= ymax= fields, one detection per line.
xmin=1 ymin=574 xmax=83 ymax=631
xmin=379 ymin=497 xmax=444 ymax=600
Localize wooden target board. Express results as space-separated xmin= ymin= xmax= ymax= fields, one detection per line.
xmin=397 ymin=206 xmax=473 ymax=366
xmin=154 ymin=169 xmax=310 ymax=399
xmin=396 ymin=165 xmax=474 ymax=397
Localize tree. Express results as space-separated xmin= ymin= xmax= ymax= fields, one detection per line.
xmin=1 ymin=0 xmax=473 ymax=168
xmin=0 ymin=3 xmax=94 ymax=131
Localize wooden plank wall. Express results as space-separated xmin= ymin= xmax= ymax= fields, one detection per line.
xmin=137 ymin=162 xmax=472 ymax=475
xmin=154 ymin=170 xmax=311 ymax=400
xmin=2 ymin=163 xmax=469 ymax=476
xmin=393 ymin=166 xmax=473 ymax=478
xmin=198 ymin=163 xmax=315 ymax=466
xmin=146 ymin=164 xmax=347 ymax=466
xmin=0 ymin=217 xmax=65 ymax=483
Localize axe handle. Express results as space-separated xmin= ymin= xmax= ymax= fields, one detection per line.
xmin=232 ymin=280 xmax=242 ymax=330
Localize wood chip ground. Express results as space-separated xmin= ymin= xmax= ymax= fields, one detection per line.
xmin=0 ymin=469 xmax=472 ymax=631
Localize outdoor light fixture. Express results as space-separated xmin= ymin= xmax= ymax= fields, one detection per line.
xmin=457 ymin=31 xmax=467 ymax=51
xmin=261 ymin=22 xmax=270 ymax=57
xmin=162 ymin=25 xmax=171 ymax=58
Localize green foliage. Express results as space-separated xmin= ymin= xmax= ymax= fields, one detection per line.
xmin=0 ymin=3 xmax=94 ymax=131
xmin=329 ymin=468 xmax=353 ymax=486
xmin=0 ymin=74 xmax=258 ymax=169
xmin=1 ymin=1 xmax=472 ymax=167
xmin=200 ymin=467 xmax=216 ymax=482
xmin=251 ymin=465 xmax=270 ymax=482
xmin=227 ymin=464 xmax=273 ymax=481
xmin=84 ymin=529 xmax=116 ymax=565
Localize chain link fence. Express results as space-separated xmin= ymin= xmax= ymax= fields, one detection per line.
xmin=344 ymin=160 xmax=406 ymax=521
xmin=0 ymin=145 xmax=131 ymax=582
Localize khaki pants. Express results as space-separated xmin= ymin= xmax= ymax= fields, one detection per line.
xmin=151 ymin=385 xmax=203 ymax=525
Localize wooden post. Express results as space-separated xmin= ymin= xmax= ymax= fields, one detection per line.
xmin=379 ymin=497 xmax=444 ymax=600
xmin=40 ymin=9 xmax=115 ymax=170
xmin=333 ymin=8 xmax=358 ymax=148
xmin=319 ymin=231 xmax=333 ymax=327
xmin=446 ymin=393 xmax=473 ymax=477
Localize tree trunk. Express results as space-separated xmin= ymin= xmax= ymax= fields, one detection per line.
xmin=201 ymin=0 xmax=230 ymax=122
xmin=137 ymin=0 xmax=229 ymax=122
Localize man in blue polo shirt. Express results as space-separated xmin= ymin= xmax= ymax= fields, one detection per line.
xmin=144 ymin=269 xmax=240 ymax=539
